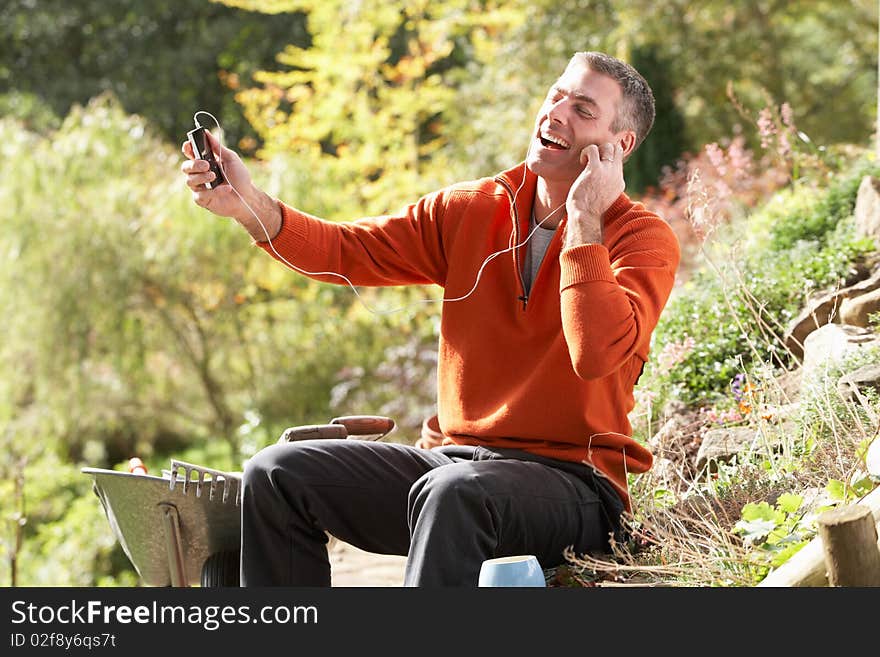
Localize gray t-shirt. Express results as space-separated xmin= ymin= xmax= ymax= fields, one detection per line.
xmin=522 ymin=212 xmax=556 ymax=295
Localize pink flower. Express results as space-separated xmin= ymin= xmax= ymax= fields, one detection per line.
xmin=778 ymin=132 xmax=791 ymax=159
xmin=757 ymin=107 xmax=776 ymax=150
xmin=705 ymin=142 xmax=727 ymax=176
xmin=727 ymin=138 xmax=752 ymax=178
xmin=780 ymin=102 xmax=795 ymax=129
xmin=657 ymin=335 xmax=696 ymax=370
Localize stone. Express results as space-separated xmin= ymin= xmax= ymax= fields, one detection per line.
xmin=854 ymin=175 xmax=880 ymax=244
xmin=842 ymin=264 xmax=880 ymax=297
xmin=772 ymin=369 xmax=803 ymax=403
xmin=694 ymin=426 xmax=757 ymax=472
xmin=695 ymin=424 xmax=789 ymax=473
xmin=801 ymin=323 xmax=880 ymax=382
xmin=783 ymin=291 xmax=842 ymax=360
xmin=837 ymin=364 xmax=880 ymax=403
xmin=783 ymin=266 xmax=880 ymax=359
xmin=840 ymin=286 xmax=880 ymax=328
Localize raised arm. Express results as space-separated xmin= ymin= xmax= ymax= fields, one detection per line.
xmin=559 ymin=196 xmax=680 ymax=380
xmin=181 ymin=130 xmax=449 ymax=288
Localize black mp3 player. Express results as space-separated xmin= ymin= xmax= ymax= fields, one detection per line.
xmin=187 ymin=126 xmax=225 ymax=189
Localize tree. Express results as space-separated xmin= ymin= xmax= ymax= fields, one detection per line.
xmin=225 ymin=0 xmax=513 ymax=216
xmin=0 ymin=0 xmax=308 ymax=151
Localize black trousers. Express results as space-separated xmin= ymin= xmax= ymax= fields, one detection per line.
xmin=240 ymin=439 xmax=624 ymax=587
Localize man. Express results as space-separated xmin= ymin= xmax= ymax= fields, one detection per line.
xmin=182 ymin=51 xmax=680 ymax=586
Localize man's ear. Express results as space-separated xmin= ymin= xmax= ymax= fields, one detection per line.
xmin=617 ymin=131 xmax=637 ymax=160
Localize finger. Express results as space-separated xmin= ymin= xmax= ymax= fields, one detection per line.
xmin=181 ymin=140 xmax=194 ymax=159
xmin=614 ymin=143 xmax=625 ymax=164
xmin=181 ymin=159 xmax=209 ymax=175
xmin=191 ymin=189 xmax=215 ymax=208
xmin=203 ymin=128 xmax=233 ymax=162
xmin=581 ymin=144 xmax=600 ymax=167
xmin=599 ymin=142 xmax=615 ymax=162
xmin=186 ymin=171 xmax=217 ymax=190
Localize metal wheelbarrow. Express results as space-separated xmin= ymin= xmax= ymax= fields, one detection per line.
xmin=83 ymin=415 xmax=395 ymax=587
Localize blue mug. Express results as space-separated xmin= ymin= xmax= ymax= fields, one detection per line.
xmin=478 ymin=555 xmax=546 ymax=587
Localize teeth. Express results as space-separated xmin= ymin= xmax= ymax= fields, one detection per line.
xmin=540 ymin=131 xmax=570 ymax=149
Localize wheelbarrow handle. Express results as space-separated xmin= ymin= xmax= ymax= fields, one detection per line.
xmin=330 ymin=415 xmax=395 ymax=439
xmin=278 ymin=424 xmax=348 ymax=443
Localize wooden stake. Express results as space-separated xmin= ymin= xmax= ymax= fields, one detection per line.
xmin=759 ymin=485 xmax=880 ymax=587
xmin=818 ymin=504 xmax=880 ymax=587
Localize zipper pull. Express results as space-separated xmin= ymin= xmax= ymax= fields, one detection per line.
xmin=518 ymin=294 xmax=528 ymax=310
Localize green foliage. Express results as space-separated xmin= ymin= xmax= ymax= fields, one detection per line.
xmin=731 ymin=467 xmax=877 ymax=582
xmin=733 ymin=495 xmax=812 ymax=578
xmin=0 ymin=93 xmax=444 ymax=585
xmin=763 ymin=159 xmax=880 ymax=251
xmin=611 ymin=0 xmax=878 ymax=152
xmin=625 ymin=48 xmax=689 ymax=193
xmin=0 ymin=451 xmax=137 ymax=587
xmin=795 ymin=344 xmax=880 ymax=452
xmin=233 ymin=0 xmax=506 ymax=215
xmin=430 ymin=0 xmax=878 ymax=190
xmin=825 ymin=476 xmax=875 ymax=503
xmin=0 ymin=0 xmax=308 ymax=151
xmin=641 ymin=157 xmax=880 ymax=413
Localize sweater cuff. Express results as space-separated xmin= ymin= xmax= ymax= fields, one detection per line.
xmin=559 ymin=243 xmax=615 ymax=290
xmin=255 ymin=201 xmax=310 ymax=258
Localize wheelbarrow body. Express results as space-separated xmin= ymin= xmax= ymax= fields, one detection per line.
xmin=83 ymin=461 xmax=241 ymax=587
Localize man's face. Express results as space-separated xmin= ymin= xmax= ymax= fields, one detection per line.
xmin=525 ymin=60 xmax=628 ymax=186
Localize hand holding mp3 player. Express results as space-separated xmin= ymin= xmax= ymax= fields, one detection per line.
xmin=186 ymin=126 xmax=226 ymax=189
xmin=182 ymin=122 xmax=282 ymax=241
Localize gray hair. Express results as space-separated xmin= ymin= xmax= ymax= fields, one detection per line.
xmin=569 ymin=52 xmax=655 ymax=154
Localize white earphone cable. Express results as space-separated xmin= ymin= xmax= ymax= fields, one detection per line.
xmin=192 ymin=111 xmax=564 ymax=315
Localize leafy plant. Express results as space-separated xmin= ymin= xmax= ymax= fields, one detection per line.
xmin=733 ymin=494 xmax=813 ymax=578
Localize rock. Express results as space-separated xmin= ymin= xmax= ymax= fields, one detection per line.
xmin=855 ymin=175 xmax=880 ymax=244
xmin=801 ymin=323 xmax=880 ymax=382
xmin=772 ymin=369 xmax=803 ymax=403
xmin=845 ymin=252 xmax=880 ymax=287
xmin=799 ymin=486 xmax=837 ymax=514
xmin=783 ymin=266 xmax=880 ymax=359
xmin=694 ymin=426 xmax=757 ymax=472
xmin=842 ymin=263 xmax=880 ymax=298
xmin=840 ymin=286 xmax=880 ymax=327
xmin=783 ymin=291 xmax=843 ymax=360
xmin=837 ymin=364 xmax=880 ymax=403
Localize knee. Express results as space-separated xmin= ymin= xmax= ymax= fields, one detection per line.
xmin=242 ymin=442 xmax=313 ymax=494
xmin=408 ymin=466 xmax=488 ymax=517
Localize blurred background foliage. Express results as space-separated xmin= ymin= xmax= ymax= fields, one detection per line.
xmin=0 ymin=0 xmax=877 ymax=585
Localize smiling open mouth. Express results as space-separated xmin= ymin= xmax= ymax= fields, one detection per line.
xmin=538 ymin=132 xmax=570 ymax=150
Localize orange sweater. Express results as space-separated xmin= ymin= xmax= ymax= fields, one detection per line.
xmin=258 ymin=163 xmax=680 ymax=510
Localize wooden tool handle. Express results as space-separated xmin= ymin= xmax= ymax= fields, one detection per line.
xmin=278 ymin=424 xmax=348 ymax=443
xmin=330 ymin=415 xmax=395 ymax=439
